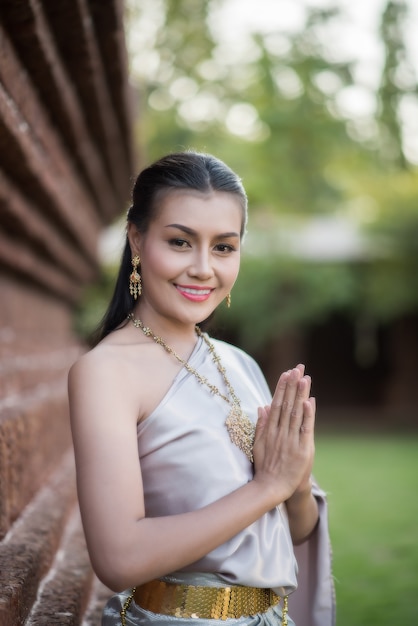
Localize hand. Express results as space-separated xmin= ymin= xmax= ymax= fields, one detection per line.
xmin=252 ymin=364 xmax=316 ymax=503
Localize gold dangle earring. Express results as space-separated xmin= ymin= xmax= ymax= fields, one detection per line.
xmin=226 ymin=293 xmax=231 ymax=308
xmin=129 ymin=255 xmax=142 ymax=299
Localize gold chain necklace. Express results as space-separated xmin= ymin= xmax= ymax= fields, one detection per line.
xmin=128 ymin=313 xmax=255 ymax=462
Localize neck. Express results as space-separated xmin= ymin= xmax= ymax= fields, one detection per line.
xmin=131 ymin=304 xmax=199 ymax=341
xmin=128 ymin=310 xmax=201 ymax=359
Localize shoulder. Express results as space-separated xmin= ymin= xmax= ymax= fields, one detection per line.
xmin=68 ymin=343 xmax=129 ymax=419
xmin=68 ymin=338 xmax=153 ymax=429
xmin=68 ymin=330 xmax=151 ymax=407
xmin=69 ymin=341 xmax=124 ymax=386
xmin=69 ymin=326 xmax=154 ymax=380
xmin=68 ymin=329 xmax=188 ymax=423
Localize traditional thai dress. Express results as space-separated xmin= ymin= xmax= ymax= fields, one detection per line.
xmin=102 ymin=336 xmax=336 ymax=626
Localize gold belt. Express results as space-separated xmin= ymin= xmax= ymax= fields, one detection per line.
xmin=126 ymin=579 xmax=285 ymax=620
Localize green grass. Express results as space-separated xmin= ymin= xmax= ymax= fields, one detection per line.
xmin=313 ymin=432 xmax=418 ymax=625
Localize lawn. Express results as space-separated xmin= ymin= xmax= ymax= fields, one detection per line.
xmin=313 ymin=432 xmax=418 ymax=626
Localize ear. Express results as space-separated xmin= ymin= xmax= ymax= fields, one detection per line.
xmin=127 ymin=222 xmax=142 ymax=257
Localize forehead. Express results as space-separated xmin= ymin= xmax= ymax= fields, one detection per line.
xmin=152 ymin=189 xmax=244 ymax=233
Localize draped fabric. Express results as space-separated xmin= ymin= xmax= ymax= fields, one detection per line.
xmin=102 ymin=336 xmax=336 ymax=625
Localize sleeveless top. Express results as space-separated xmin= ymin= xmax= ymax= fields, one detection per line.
xmin=136 ymin=334 xmax=297 ymax=597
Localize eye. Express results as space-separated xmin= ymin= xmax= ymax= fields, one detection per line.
xmin=214 ymin=243 xmax=236 ymax=253
xmin=169 ymin=238 xmax=190 ymax=249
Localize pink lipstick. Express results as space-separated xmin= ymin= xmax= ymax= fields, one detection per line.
xmin=175 ymin=285 xmax=213 ymax=302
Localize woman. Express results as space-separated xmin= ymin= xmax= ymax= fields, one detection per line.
xmin=68 ymin=151 xmax=335 ymax=626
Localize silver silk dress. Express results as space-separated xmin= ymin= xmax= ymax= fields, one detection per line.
xmin=102 ymin=336 xmax=336 ymax=626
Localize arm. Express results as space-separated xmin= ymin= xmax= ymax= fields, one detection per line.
xmin=286 ymin=481 xmax=319 ymax=544
xmin=69 ymin=353 xmax=313 ymax=592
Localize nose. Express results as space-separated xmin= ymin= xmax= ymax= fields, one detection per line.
xmin=188 ymin=249 xmax=214 ymax=280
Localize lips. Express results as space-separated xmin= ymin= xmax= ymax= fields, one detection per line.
xmin=175 ymin=285 xmax=214 ymax=302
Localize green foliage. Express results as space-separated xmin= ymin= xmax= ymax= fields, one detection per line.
xmin=243 ymin=16 xmax=354 ymax=214
xmin=377 ymin=0 xmax=412 ymax=169
xmin=354 ymin=168 xmax=418 ymax=319
xmin=216 ymin=255 xmax=357 ymax=350
xmin=131 ymin=1 xmax=355 ymax=214
xmin=366 ymin=169 xmax=418 ymax=255
xmin=359 ymin=259 xmax=418 ymax=320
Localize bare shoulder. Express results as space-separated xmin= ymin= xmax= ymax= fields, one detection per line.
xmin=69 ymin=324 xmax=153 ymax=381
xmin=68 ymin=333 xmax=146 ymax=426
xmin=69 ymin=338 xmax=132 ymax=384
xmin=68 ymin=328 xmax=184 ymax=423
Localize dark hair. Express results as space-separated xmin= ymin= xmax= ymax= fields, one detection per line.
xmin=96 ymin=151 xmax=247 ymax=341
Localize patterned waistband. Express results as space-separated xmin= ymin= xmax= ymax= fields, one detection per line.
xmin=128 ymin=579 xmax=286 ymax=621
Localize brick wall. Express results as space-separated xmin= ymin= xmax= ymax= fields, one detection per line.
xmin=0 ymin=1 xmax=135 ymax=623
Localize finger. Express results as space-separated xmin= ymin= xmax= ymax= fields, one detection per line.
xmin=300 ymin=374 xmax=310 ymax=395
xmin=300 ymin=397 xmax=316 ymax=436
xmin=287 ymin=374 xmax=310 ymax=435
xmin=296 ymin=363 xmax=305 ymax=376
xmin=270 ymin=371 xmax=290 ymax=417
xmin=269 ymin=367 xmax=308 ymax=434
xmin=255 ymin=406 xmax=268 ymax=438
xmin=254 ymin=406 xmax=272 ymax=454
xmin=278 ymin=368 xmax=303 ymax=432
xmin=264 ymin=371 xmax=291 ymax=442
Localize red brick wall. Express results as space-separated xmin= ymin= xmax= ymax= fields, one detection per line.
xmin=0 ymin=1 xmax=135 ymax=623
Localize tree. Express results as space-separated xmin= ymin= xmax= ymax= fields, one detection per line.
xmin=126 ymin=1 xmax=358 ymax=215
xmin=377 ymin=0 xmax=416 ymax=169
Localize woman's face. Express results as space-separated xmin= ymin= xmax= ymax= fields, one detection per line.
xmin=129 ymin=188 xmax=243 ymax=328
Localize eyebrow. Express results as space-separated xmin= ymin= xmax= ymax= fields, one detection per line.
xmin=166 ymin=223 xmax=240 ymax=238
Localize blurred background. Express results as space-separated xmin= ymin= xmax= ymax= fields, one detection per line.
xmin=0 ymin=0 xmax=417 ymax=624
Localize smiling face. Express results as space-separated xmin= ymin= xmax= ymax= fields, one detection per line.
xmin=128 ymin=188 xmax=243 ymax=331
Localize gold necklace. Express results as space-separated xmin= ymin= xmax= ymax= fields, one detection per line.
xmin=128 ymin=313 xmax=255 ymax=462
